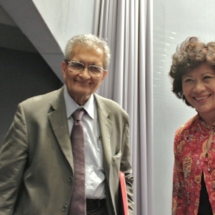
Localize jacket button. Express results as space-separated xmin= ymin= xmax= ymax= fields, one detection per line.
xmin=68 ymin=176 xmax=73 ymax=183
xmin=62 ymin=205 xmax=68 ymax=212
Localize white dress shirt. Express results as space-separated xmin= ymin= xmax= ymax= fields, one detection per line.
xmin=63 ymin=86 xmax=106 ymax=199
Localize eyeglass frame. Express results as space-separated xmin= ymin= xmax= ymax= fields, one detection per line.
xmin=65 ymin=60 xmax=106 ymax=77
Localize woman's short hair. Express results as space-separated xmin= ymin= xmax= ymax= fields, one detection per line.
xmin=169 ymin=36 xmax=215 ymax=106
xmin=64 ymin=34 xmax=111 ymax=69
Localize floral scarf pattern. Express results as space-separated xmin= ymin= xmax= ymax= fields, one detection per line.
xmin=172 ymin=114 xmax=215 ymax=215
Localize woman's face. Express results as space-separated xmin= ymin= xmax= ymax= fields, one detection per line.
xmin=182 ymin=63 xmax=215 ymax=123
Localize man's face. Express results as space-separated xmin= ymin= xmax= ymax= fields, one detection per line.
xmin=62 ymin=45 xmax=108 ymax=105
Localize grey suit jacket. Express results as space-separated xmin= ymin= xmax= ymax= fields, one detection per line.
xmin=0 ymin=87 xmax=134 ymax=215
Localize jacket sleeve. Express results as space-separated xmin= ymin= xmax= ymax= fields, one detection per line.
xmin=0 ymin=104 xmax=28 ymax=215
xmin=120 ymin=122 xmax=134 ymax=215
xmin=172 ymin=130 xmax=186 ymax=215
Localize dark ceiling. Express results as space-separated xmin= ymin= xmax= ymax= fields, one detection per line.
xmin=0 ymin=5 xmax=37 ymax=53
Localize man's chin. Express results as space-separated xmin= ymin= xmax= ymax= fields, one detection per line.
xmin=69 ymin=90 xmax=90 ymax=98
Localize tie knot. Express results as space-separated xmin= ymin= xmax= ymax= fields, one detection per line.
xmin=72 ymin=109 xmax=85 ymax=121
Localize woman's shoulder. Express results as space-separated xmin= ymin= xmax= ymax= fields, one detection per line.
xmin=175 ymin=114 xmax=198 ymax=136
xmin=173 ymin=115 xmax=198 ymax=153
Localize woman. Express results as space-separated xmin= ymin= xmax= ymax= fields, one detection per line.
xmin=169 ymin=36 xmax=215 ymax=215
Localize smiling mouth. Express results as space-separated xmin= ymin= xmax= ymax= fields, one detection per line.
xmin=76 ymin=80 xmax=91 ymax=85
xmin=194 ymin=95 xmax=210 ymax=101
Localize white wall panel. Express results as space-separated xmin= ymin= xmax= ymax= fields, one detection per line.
xmin=153 ymin=0 xmax=215 ymax=214
xmin=32 ymin=0 xmax=97 ymax=52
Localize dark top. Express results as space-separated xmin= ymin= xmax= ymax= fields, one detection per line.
xmin=198 ymin=174 xmax=213 ymax=215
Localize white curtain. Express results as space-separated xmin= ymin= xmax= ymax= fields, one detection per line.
xmin=93 ymin=1 xmax=153 ymax=214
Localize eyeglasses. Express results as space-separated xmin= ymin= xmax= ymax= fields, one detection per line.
xmin=66 ymin=60 xmax=106 ymax=77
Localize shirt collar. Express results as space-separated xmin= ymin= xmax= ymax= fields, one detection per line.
xmin=63 ymin=85 xmax=95 ymax=119
xmin=198 ymin=114 xmax=215 ymax=130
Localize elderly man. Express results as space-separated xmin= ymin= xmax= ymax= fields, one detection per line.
xmin=0 ymin=34 xmax=134 ymax=215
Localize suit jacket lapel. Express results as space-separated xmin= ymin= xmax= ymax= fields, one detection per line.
xmin=94 ymin=94 xmax=113 ymax=182
xmin=48 ymin=92 xmax=114 ymax=181
xmin=48 ymin=87 xmax=74 ymax=170
xmin=95 ymin=94 xmax=118 ymax=214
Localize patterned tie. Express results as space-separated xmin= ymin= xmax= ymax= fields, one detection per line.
xmin=69 ymin=109 xmax=86 ymax=215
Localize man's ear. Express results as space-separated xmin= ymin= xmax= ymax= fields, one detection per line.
xmin=101 ymin=70 xmax=108 ymax=80
xmin=61 ymin=61 xmax=67 ymax=79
